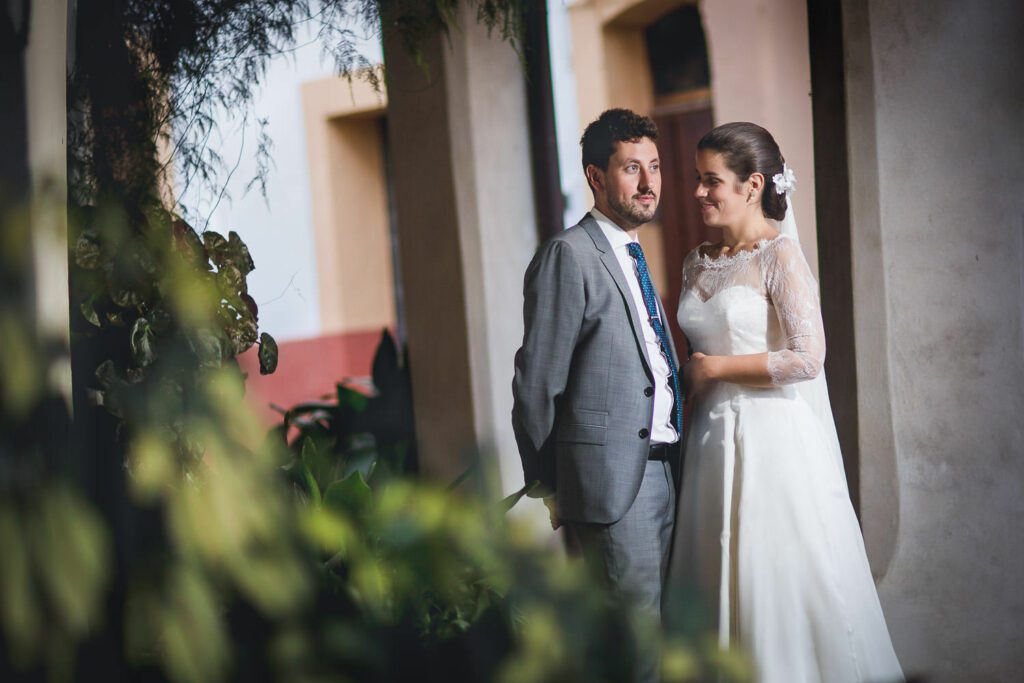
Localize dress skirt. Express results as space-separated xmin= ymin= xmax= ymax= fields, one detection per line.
xmin=670 ymin=383 xmax=903 ymax=683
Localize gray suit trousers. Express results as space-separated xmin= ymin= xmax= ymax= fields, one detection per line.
xmin=564 ymin=459 xmax=675 ymax=683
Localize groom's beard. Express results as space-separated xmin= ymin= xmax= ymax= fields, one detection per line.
xmin=608 ymin=191 xmax=658 ymax=227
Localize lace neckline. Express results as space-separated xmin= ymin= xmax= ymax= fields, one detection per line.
xmin=696 ymin=234 xmax=785 ymax=268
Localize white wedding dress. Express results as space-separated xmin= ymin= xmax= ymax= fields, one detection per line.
xmin=671 ymin=234 xmax=903 ymax=683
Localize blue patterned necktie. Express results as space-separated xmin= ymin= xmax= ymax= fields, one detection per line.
xmin=626 ymin=242 xmax=684 ymax=436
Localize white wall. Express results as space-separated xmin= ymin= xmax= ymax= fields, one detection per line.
xmin=176 ymin=22 xmax=382 ymax=342
xmin=845 ymin=1 xmax=1024 ymax=679
xmin=549 ymin=0 xmax=589 ymax=227
xmin=445 ymin=4 xmax=543 ymax=507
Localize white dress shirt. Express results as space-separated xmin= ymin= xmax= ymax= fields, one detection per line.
xmin=591 ymin=209 xmax=679 ymax=445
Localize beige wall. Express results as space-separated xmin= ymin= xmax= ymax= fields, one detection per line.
xmin=700 ymin=0 xmax=818 ymax=273
xmin=300 ymin=76 xmax=395 ymax=335
xmin=568 ymin=0 xmax=819 ymax=277
xmin=568 ymin=1 xmax=669 ymax=292
xmin=842 ymin=0 xmax=1024 ymax=679
xmin=382 ymin=5 xmax=540 ymax=497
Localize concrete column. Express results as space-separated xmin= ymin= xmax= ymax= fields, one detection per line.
xmin=27 ymin=0 xmax=70 ymax=399
xmin=841 ymin=0 xmax=899 ymax=576
xmin=382 ymin=7 xmax=538 ymax=491
xmin=844 ymin=0 xmax=1024 ymax=679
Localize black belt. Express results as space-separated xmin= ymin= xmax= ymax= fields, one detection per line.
xmin=648 ymin=443 xmax=675 ymax=462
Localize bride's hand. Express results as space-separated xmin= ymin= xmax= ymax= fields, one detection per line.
xmin=685 ymin=352 xmax=716 ymax=395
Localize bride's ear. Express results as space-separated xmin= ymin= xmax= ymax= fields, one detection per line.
xmin=748 ymin=172 xmax=765 ymax=201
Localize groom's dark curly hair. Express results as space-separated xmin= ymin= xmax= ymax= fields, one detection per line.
xmin=580 ymin=108 xmax=659 ymax=174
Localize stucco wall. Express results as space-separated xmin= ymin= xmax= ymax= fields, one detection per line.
xmin=845 ymin=1 xmax=1024 ymax=679
xmin=300 ymin=76 xmax=394 ymax=335
xmin=382 ymin=6 xmax=538 ymax=497
xmin=443 ymin=2 xmax=542 ymax=501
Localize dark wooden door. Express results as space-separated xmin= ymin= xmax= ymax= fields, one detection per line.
xmin=652 ymin=104 xmax=716 ymax=352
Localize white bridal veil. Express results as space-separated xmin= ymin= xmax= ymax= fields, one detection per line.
xmin=768 ymin=169 xmax=849 ymax=486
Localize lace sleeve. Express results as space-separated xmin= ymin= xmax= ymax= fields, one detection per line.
xmin=764 ymin=237 xmax=826 ymax=385
xmin=680 ymin=247 xmax=700 ymax=294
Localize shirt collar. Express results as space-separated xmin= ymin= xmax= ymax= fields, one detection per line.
xmin=590 ymin=208 xmax=637 ymax=251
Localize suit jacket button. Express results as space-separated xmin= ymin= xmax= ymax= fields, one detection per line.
xmin=644 ymin=387 xmax=654 ymax=397
xmin=638 ymin=428 xmax=650 ymax=439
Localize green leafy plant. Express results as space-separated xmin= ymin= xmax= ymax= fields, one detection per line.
xmin=4 ymin=202 xmax=752 ymax=682
xmin=277 ymin=329 xmax=416 ymax=498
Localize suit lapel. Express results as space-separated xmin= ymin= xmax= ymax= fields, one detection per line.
xmin=580 ymin=215 xmax=655 ymax=381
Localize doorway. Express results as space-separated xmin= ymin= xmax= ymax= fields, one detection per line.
xmin=645 ymin=4 xmax=717 ymax=346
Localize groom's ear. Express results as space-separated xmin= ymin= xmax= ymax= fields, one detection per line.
xmin=585 ymin=164 xmax=604 ymax=194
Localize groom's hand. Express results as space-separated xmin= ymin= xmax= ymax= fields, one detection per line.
xmin=543 ymin=495 xmax=561 ymax=531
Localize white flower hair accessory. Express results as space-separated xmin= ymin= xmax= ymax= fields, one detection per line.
xmin=773 ymin=165 xmax=797 ymax=195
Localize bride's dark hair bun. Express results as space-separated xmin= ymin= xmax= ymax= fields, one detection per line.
xmin=697 ymin=122 xmax=788 ymax=221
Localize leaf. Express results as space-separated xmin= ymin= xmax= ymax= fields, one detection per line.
xmin=0 ymin=505 xmax=40 ymax=658
xmin=130 ymin=432 xmax=175 ymax=502
xmin=134 ymin=244 xmax=158 ymax=276
xmin=0 ymin=317 xmax=39 ymax=421
xmin=171 ymin=218 xmax=210 ymax=270
xmin=189 ymin=329 xmax=225 ymax=366
xmin=79 ymin=297 xmax=101 ymax=327
xmin=323 ymin=472 xmax=372 ymax=517
xmin=225 ymin=317 xmax=257 ymax=355
xmin=447 ymin=461 xmax=479 ymax=491
xmin=258 ymin=332 xmax=278 ymax=375
xmin=301 ymin=436 xmax=341 ymax=493
xmin=341 ymin=446 xmax=378 ymax=481
xmin=30 ymin=488 xmax=111 ymax=635
xmin=300 ymin=437 xmax=319 ymax=470
xmin=201 ymin=231 xmax=227 ymax=262
xmin=375 ymin=440 xmax=412 ymax=478
xmin=216 ymin=264 xmax=244 ymax=294
xmin=129 ymin=317 xmax=156 ymax=367
xmin=109 ymin=277 xmax=144 ymax=309
xmin=497 ymin=480 xmax=539 ymax=514
xmin=148 ymin=306 xmax=172 ymax=335
xmin=203 ymin=230 xmax=255 ymax=274
xmin=94 ymin=360 xmax=119 ymax=390
xmin=160 ymin=568 xmax=231 ymax=683
xmin=300 ymin=462 xmax=322 ymax=508
xmin=226 ymin=231 xmax=255 ymax=274
xmin=371 ymin=328 xmax=402 ymax=394
xmin=74 ymin=234 xmax=102 ymax=269
xmin=240 ymin=292 xmax=258 ymax=319
xmin=336 ymin=384 xmax=368 ymax=413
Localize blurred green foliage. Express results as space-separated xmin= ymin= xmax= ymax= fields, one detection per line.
xmin=2 ymin=1 xmax=752 ymax=680
xmin=2 ymin=199 xmax=751 ymax=680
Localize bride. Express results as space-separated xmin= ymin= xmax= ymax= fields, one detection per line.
xmin=670 ymin=122 xmax=903 ymax=682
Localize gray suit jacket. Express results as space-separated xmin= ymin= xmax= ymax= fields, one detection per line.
xmin=512 ymin=214 xmax=680 ymax=524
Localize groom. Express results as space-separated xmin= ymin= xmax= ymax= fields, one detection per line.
xmin=512 ymin=109 xmax=682 ymax=634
